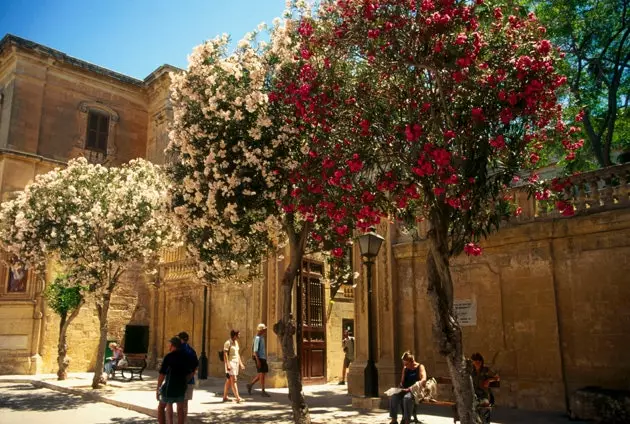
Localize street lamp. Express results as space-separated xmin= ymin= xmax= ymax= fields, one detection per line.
xmin=358 ymin=227 xmax=384 ymax=398
xmin=198 ymin=284 xmax=209 ymax=379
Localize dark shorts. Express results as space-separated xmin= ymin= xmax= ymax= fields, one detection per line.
xmin=344 ymin=357 xmax=352 ymax=368
xmin=256 ymin=358 xmax=269 ymax=373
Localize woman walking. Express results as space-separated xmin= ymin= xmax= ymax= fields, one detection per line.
xmin=222 ymin=329 xmax=245 ymax=403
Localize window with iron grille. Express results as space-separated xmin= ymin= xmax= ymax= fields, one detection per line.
xmin=86 ymin=110 xmax=109 ymax=152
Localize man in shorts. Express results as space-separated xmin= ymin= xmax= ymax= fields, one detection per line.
xmin=339 ymin=329 xmax=354 ymax=385
xmin=157 ymin=337 xmax=193 ymax=424
xmin=178 ymin=331 xmax=199 ymax=421
xmin=246 ymin=323 xmax=270 ymax=397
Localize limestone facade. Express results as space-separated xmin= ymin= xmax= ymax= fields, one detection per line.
xmin=347 ymin=171 xmax=630 ymax=412
xmin=0 ymin=34 xmax=354 ymax=386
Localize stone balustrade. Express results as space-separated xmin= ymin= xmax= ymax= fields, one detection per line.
xmin=392 ymin=163 xmax=630 ymax=244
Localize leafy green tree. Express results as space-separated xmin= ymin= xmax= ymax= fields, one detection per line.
xmin=526 ymin=0 xmax=630 ymax=167
xmin=44 ymin=275 xmax=84 ymax=380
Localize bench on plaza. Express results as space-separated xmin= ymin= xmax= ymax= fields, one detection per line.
xmin=411 ymin=377 xmax=498 ymax=424
xmin=110 ymin=353 xmax=147 ymax=382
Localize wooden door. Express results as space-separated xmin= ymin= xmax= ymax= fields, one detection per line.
xmin=298 ymin=260 xmax=326 ymax=384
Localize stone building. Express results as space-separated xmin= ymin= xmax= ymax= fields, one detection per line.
xmin=0 ymin=34 xmax=355 ymax=385
xmin=1 ymin=33 xmax=629 ymax=414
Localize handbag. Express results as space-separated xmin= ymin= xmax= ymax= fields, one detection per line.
xmin=218 ymin=350 xmax=224 ymax=362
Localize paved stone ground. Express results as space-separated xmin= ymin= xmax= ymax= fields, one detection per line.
xmin=0 ymin=373 xmax=586 ymax=424
xmin=0 ymin=382 xmax=153 ymax=424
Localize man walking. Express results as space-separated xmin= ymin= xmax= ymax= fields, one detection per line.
xmin=178 ymin=331 xmax=199 ymax=421
xmin=339 ymin=329 xmax=354 ymax=385
xmin=157 ymin=337 xmax=192 ymax=424
xmin=246 ymin=323 xmax=270 ymax=397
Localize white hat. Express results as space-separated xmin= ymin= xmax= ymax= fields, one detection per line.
xmin=257 ymin=323 xmax=267 ymax=331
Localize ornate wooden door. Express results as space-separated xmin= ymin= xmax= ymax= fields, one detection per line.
xmin=297 ymin=259 xmax=327 ymax=384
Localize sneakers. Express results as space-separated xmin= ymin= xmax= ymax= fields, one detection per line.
xmin=261 ymin=390 xmax=271 ymax=397
xmin=246 ymin=383 xmax=252 ymax=395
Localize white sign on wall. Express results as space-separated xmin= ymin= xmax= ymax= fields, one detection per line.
xmin=454 ymin=299 xmax=477 ymax=326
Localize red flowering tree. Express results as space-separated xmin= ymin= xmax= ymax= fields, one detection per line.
xmin=290 ymin=0 xmax=582 ymax=422
xmin=167 ymin=6 xmax=384 ymax=423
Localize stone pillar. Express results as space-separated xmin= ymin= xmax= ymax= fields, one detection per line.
xmin=374 ymin=222 xmax=399 ymax=395
xmin=264 ymin=250 xmax=287 ymax=388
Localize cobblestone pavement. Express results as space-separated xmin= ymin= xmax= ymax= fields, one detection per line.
xmin=0 ymin=373 xmax=586 ymax=424
xmin=0 ymin=382 xmax=153 ymax=424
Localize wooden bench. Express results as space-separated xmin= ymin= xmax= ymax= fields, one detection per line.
xmin=110 ymin=353 xmax=147 ymax=381
xmin=411 ymin=377 xmax=455 ymax=422
xmin=412 ymin=377 xmax=498 ymax=424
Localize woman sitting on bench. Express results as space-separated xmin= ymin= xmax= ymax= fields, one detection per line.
xmin=389 ymin=351 xmax=427 ymax=424
xmin=104 ymin=342 xmax=123 ymax=377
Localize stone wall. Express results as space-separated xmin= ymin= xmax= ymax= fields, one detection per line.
xmin=38 ymin=267 xmax=152 ymax=374
xmin=347 ymin=204 xmax=630 ymax=412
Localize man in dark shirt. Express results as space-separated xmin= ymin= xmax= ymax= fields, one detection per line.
xmin=178 ymin=331 xmax=199 ymax=421
xmin=157 ymin=337 xmax=192 ymax=424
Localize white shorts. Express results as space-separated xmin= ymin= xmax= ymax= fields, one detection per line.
xmin=185 ymin=383 xmax=194 ymax=400
xmin=227 ymin=359 xmax=240 ymax=377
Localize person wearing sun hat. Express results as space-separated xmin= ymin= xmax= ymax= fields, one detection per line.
xmin=246 ymin=323 xmax=270 ymax=397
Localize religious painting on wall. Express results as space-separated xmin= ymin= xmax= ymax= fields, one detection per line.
xmin=7 ymin=267 xmax=27 ymax=293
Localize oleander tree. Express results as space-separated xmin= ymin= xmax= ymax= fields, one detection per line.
xmin=166 ymin=5 xmax=385 ymax=423
xmin=0 ymin=158 xmax=177 ymax=389
xmin=304 ymin=0 xmax=582 ymax=422
xmin=44 ymin=274 xmax=85 ymax=380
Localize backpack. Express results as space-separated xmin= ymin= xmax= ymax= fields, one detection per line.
xmin=218 ymin=350 xmax=224 ymax=362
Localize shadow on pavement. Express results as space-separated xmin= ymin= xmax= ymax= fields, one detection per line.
xmin=0 ymin=383 xmax=96 ymax=412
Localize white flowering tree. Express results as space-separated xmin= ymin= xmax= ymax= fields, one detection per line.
xmin=0 ymin=158 xmax=176 ymax=389
xmin=167 ymin=6 xmax=381 ymax=423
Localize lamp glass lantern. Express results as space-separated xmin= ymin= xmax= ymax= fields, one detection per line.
xmin=358 ymin=228 xmax=384 ymax=259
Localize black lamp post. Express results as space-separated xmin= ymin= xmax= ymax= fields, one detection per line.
xmin=198 ymin=284 xmax=208 ymax=379
xmin=358 ymin=227 xmax=384 ymax=398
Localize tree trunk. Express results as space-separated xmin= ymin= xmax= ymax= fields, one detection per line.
xmin=272 ymin=225 xmax=310 ymax=424
xmin=426 ymin=220 xmax=478 ymax=424
xmin=91 ymin=291 xmax=113 ymax=389
xmin=56 ymin=299 xmax=84 ymax=380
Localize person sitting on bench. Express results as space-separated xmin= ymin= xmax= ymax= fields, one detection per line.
xmin=104 ymin=342 xmax=123 ymax=377
xmin=389 ymin=351 xmax=427 ymax=424
xmin=471 ymin=352 xmax=500 ymax=423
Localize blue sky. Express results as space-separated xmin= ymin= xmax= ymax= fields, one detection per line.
xmin=0 ymin=0 xmax=287 ymax=79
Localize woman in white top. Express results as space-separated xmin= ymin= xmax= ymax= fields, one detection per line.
xmin=222 ymin=329 xmax=245 ymax=402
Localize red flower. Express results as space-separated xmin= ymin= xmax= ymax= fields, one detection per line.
xmin=347 ymin=153 xmax=364 ymax=172
xmin=537 ymin=40 xmax=551 ymax=55
xmin=444 ymin=130 xmax=456 ymax=139
xmin=301 ymin=49 xmax=312 ymax=60
xmin=332 ymin=247 xmax=344 ymax=258
xmin=471 ymin=107 xmax=485 ymax=122
xmin=464 ymin=242 xmax=482 ymax=256
xmin=335 ymin=225 xmax=349 ymax=236
xmin=433 ymin=187 xmax=446 ymax=197
xmin=514 ymin=206 xmax=523 ymax=217
xmin=311 ymin=232 xmax=323 ymax=242
xmin=490 ymin=135 xmax=506 ymax=149
xmin=360 ymin=119 xmax=371 ymax=136
xmin=556 ymin=200 xmax=575 ymax=217
xmin=405 ymin=123 xmax=423 ymax=142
